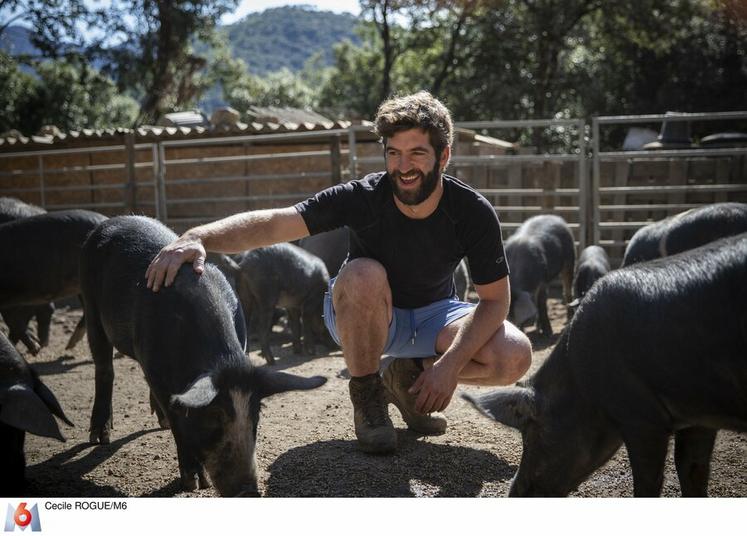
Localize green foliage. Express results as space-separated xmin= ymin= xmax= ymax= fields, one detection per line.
xmin=317 ymin=30 xmax=384 ymax=119
xmin=0 ymin=53 xmax=138 ymax=135
xmin=225 ymin=68 xmax=318 ymax=111
xmin=1 ymin=0 xmax=744 ymax=137
xmin=0 ymin=52 xmax=35 ymax=132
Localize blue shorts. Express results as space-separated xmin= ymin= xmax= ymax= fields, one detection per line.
xmin=323 ymin=276 xmax=476 ymax=358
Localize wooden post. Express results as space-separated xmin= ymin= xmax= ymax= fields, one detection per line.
xmin=610 ymin=160 xmax=630 ymax=247
xmin=330 ymin=135 xmax=342 ymax=185
xmin=125 ymin=131 xmax=137 ymax=212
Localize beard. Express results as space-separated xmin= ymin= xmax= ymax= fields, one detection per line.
xmin=389 ymin=160 xmax=440 ymax=206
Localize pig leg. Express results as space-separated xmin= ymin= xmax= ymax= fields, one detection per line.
xmin=253 ymin=290 xmax=278 ymax=364
xmin=172 ymin=425 xmax=210 ymax=491
xmin=255 ymin=306 xmax=276 ymax=364
xmin=2 ymin=308 xmax=41 ymax=355
xmin=674 ymin=426 xmax=716 ymax=497
xmin=34 ymin=303 xmax=54 ymax=347
xmin=87 ymin=309 xmax=115 ymax=444
xmin=149 ymin=390 xmax=170 ymax=429
xmin=301 ymin=303 xmax=318 ymax=355
xmin=622 ymin=427 xmax=669 ymax=497
xmin=560 ymin=263 xmax=574 ymax=320
xmin=287 ymin=308 xmax=304 ymax=354
xmin=65 ymin=313 xmax=87 ymax=350
xmin=560 ymin=264 xmax=574 ymax=305
xmin=536 ymin=286 xmax=552 ymax=336
xmin=16 ymin=330 xmax=41 ymax=356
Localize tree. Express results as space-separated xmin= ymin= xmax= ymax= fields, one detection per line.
xmin=317 ymin=34 xmax=384 ymax=118
xmin=0 ymin=51 xmax=35 ymax=132
xmin=0 ymin=52 xmax=138 ymax=134
xmin=96 ymin=0 xmax=239 ymax=125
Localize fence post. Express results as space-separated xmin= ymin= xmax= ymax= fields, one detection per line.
xmin=156 ymin=142 xmax=168 ymax=223
xmin=125 ymin=131 xmax=137 ymax=212
xmin=347 ymin=127 xmax=358 ymax=181
xmin=591 ymin=117 xmax=601 ymax=245
xmin=330 ymin=134 xmax=342 ymax=185
xmin=37 ymin=155 xmax=46 ymax=208
xmin=577 ymin=120 xmax=587 ymax=250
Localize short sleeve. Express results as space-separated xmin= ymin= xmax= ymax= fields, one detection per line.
xmin=294 ymin=182 xmax=356 ymax=235
xmin=462 ymin=195 xmax=509 ymax=285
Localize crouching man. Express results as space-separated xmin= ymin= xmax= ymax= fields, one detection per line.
xmin=145 ymin=91 xmax=532 ymax=454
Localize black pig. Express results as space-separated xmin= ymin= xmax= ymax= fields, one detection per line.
xmin=622 ymin=202 xmax=747 ymax=266
xmin=0 ymin=209 xmax=107 ymax=352
xmin=570 ymin=245 xmax=610 ymax=308
xmin=80 ymin=216 xmax=326 ymax=496
xmin=504 ymin=215 xmax=575 ymax=336
xmin=0 ymin=331 xmax=72 ymax=496
xmin=233 ymin=243 xmax=333 ymax=364
xmin=464 ymin=232 xmax=747 ymax=497
xmin=298 ymin=226 xmax=349 ymax=278
xmin=0 ymin=197 xmax=54 ymax=354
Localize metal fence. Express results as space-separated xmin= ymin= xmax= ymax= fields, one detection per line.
xmin=1 ymin=112 xmax=746 ymax=261
xmin=591 ymin=111 xmax=747 ymax=260
xmin=153 ymin=129 xmax=350 ymax=229
xmin=454 ymin=119 xmax=588 ymax=248
xmin=0 ymin=140 xmax=158 ymax=214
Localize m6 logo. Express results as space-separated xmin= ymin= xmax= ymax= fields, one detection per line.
xmin=4 ymin=503 xmax=41 ymax=532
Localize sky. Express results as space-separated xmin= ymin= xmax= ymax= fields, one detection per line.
xmin=220 ymin=1 xmax=361 ymax=25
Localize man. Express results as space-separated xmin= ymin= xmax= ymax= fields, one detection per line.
xmin=145 ymin=91 xmax=532 ymax=454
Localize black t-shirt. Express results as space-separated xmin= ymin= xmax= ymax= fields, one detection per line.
xmin=294 ymin=172 xmax=508 ymax=308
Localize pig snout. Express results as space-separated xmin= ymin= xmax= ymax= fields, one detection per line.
xmin=510 ymin=291 xmax=537 ymax=328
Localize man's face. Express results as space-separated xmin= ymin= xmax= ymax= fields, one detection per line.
xmin=385 ymin=128 xmax=449 ymax=206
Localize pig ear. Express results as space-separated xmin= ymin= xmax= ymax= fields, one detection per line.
xmin=461 ymin=386 xmax=536 ymax=431
xmin=0 ymin=383 xmax=66 ymax=441
xmin=171 ymin=375 xmax=219 ymax=410
xmin=31 ymin=369 xmax=74 ymax=427
xmin=206 ymin=252 xmax=241 ymax=275
xmin=255 ymin=369 xmax=327 ymax=398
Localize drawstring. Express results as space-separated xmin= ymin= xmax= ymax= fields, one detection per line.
xmin=410 ymin=310 xmax=417 ymax=345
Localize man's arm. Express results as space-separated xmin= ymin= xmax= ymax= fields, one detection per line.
xmin=409 ymin=276 xmax=510 ymax=413
xmin=145 ymin=207 xmax=309 ymax=292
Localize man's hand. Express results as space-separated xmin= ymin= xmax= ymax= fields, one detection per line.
xmin=409 ymin=359 xmax=459 ymax=414
xmin=145 ymin=234 xmax=206 ymax=292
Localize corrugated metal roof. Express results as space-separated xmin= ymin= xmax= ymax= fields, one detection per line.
xmin=246 ymin=106 xmax=335 ymax=125
xmin=0 ymin=119 xmax=360 ymax=151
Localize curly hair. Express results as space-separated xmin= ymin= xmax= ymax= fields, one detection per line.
xmin=373 ymin=91 xmax=453 ymax=156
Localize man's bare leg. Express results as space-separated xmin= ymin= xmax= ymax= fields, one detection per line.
xmin=332 ymin=258 xmax=397 ymax=453
xmin=333 ymin=258 xmax=392 ymax=376
xmin=434 ymin=315 xmax=532 ymax=386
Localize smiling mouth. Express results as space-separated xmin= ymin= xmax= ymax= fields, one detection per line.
xmin=398 ymin=172 xmax=420 ymax=185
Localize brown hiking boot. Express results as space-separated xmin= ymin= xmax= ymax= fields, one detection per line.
xmin=348 ymin=374 xmax=397 ymax=454
xmin=382 ymin=358 xmax=447 ymax=435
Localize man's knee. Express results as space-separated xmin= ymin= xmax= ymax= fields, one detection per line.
xmin=485 ymin=323 xmax=532 ymax=384
xmin=333 ymin=258 xmax=390 ymax=307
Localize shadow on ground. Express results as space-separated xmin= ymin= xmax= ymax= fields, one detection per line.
xmin=24 ymin=428 xmax=158 ymax=497
xmin=265 ymin=433 xmax=514 ymax=497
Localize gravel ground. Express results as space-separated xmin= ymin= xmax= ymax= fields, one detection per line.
xmin=14 ymin=299 xmax=747 ymax=498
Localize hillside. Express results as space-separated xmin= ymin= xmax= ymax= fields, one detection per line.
xmin=0 ymin=25 xmax=38 ymax=57
xmin=222 ymin=5 xmax=361 ymax=74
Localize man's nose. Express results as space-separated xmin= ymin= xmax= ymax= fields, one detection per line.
xmin=396 ymin=154 xmax=413 ymax=172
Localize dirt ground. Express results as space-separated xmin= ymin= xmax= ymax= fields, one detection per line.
xmin=13 ymin=298 xmax=746 ymax=498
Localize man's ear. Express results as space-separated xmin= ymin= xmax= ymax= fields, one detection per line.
xmin=439 ymin=145 xmax=451 ymax=171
